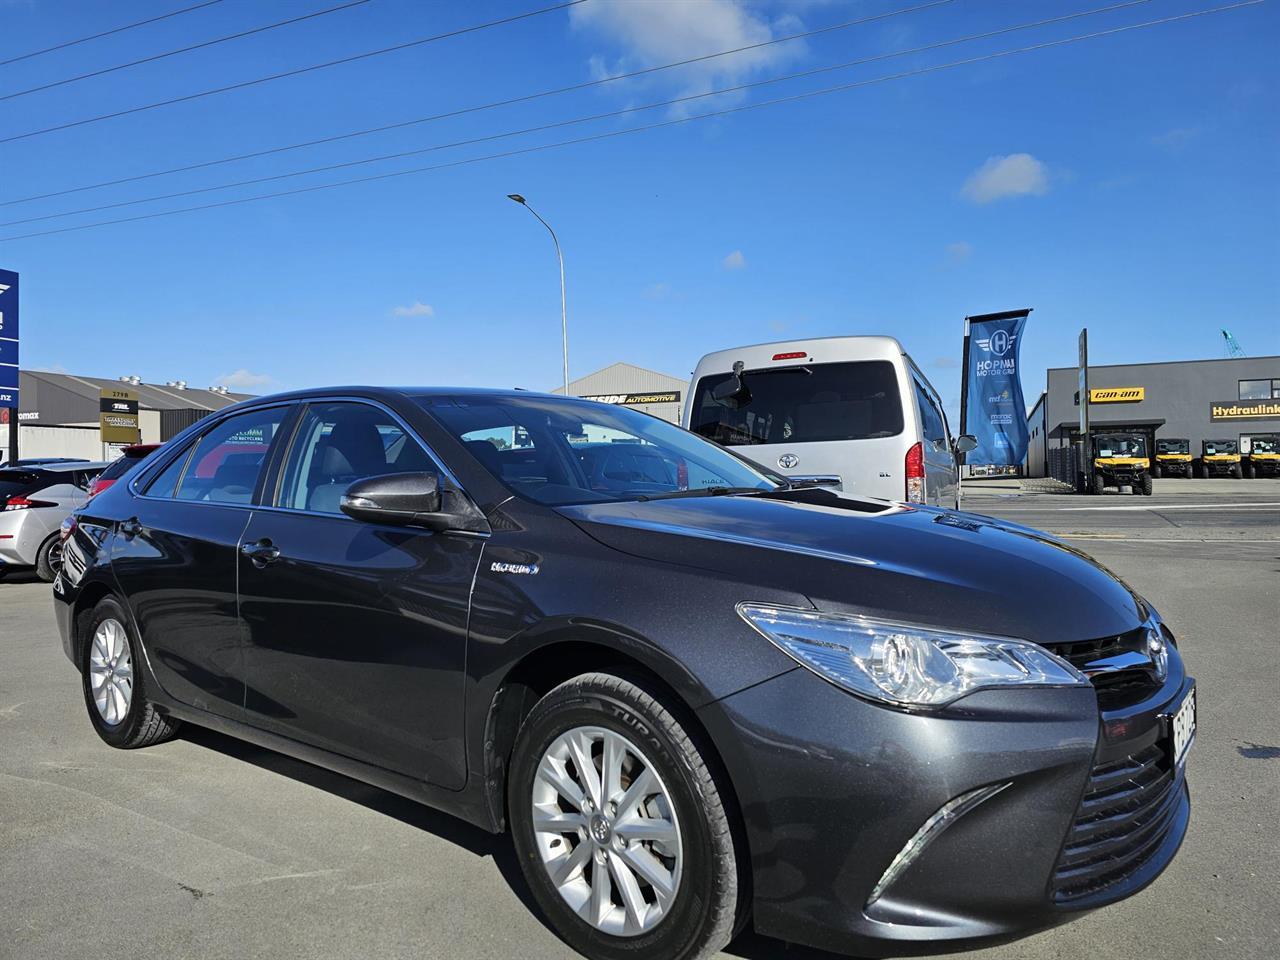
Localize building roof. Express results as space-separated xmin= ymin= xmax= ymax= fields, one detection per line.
xmin=552 ymin=361 xmax=686 ymax=396
xmin=20 ymin=370 xmax=253 ymax=411
xmin=1047 ymin=354 xmax=1280 ymax=373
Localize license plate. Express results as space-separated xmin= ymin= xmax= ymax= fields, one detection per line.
xmin=1171 ymin=687 xmax=1196 ymax=766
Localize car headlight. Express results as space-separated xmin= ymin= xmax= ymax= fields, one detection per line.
xmin=738 ymin=603 xmax=1089 ymax=708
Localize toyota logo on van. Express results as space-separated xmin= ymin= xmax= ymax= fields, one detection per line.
xmin=778 ymin=453 xmax=799 ymax=469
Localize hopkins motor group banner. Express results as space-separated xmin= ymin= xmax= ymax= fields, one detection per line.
xmin=963 ymin=310 xmax=1031 ymax=465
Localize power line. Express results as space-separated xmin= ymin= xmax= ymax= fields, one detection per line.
xmin=0 ymin=0 xmax=1263 ymax=244
xmin=0 ymin=0 xmax=586 ymax=146
xmin=0 ymin=0 xmax=226 ymax=68
xmin=1 ymin=0 xmax=375 ymax=102
xmin=0 ymin=0 xmax=1162 ymax=227
xmin=0 ymin=0 xmax=956 ymax=207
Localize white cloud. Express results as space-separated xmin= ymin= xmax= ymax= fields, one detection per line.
xmin=932 ymin=356 xmax=960 ymax=370
xmin=569 ymin=0 xmax=805 ymax=114
xmin=391 ymin=301 xmax=435 ymax=318
xmin=722 ymin=249 xmax=747 ymax=271
xmin=216 ymin=369 xmax=272 ymax=390
xmin=944 ymin=241 xmax=973 ymax=264
xmin=1152 ymin=126 xmax=1200 ymax=150
xmin=961 ymin=154 xmax=1049 ymax=204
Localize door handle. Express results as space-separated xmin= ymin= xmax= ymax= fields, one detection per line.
xmin=241 ymin=539 xmax=281 ymax=567
xmin=119 ymin=517 xmax=142 ymax=538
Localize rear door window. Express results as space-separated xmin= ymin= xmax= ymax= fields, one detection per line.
xmin=689 ymin=360 xmax=904 ymax=445
xmin=912 ymin=378 xmax=947 ymax=445
xmin=169 ymin=407 xmax=288 ymax=504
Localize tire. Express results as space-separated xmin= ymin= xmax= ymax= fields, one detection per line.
xmin=1151 ymin=463 xmax=1162 ymax=479
xmin=1232 ymin=465 xmax=1243 ymax=479
xmin=81 ymin=597 xmax=181 ymax=749
xmin=509 ymin=673 xmax=738 ymax=960
xmin=1198 ymin=464 xmax=1208 ymax=479
xmin=1246 ymin=464 xmax=1256 ymax=479
xmin=1092 ymin=473 xmax=1106 ymax=496
xmin=34 ymin=532 xmax=62 ymax=583
xmin=1140 ymin=474 xmax=1153 ymax=496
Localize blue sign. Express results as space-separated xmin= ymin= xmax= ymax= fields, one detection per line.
xmin=963 ymin=311 xmax=1030 ymax=465
xmin=0 ymin=268 xmax=16 ymax=409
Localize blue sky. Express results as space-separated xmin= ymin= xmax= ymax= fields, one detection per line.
xmin=1 ymin=0 xmax=1277 ymax=422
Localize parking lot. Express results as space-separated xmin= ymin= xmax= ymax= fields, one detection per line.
xmin=2 ymin=480 xmax=1277 ymax=960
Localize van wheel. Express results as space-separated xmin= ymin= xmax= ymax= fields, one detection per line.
xmin=35 ymin=533 xmax=63 ymax=583
xmin=82 ymin=597 xmax=181 ymax=749
xmin=509 ymin=673 xmax=738 ymax=960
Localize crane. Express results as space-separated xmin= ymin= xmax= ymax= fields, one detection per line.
xmin=1222 ymin=329 xmax=1246 ymax=358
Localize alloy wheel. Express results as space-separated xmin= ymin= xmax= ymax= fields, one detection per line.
xmin=531 ymin=725 xmax=683 ymax=937
xmin=88 ymin=618 xmax=133 ymax=726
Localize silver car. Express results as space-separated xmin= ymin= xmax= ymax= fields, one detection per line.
xmin=0 ymin=461 xmax=107 ymax=581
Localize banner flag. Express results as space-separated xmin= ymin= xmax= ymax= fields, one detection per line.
xmin=963 ymin=310 xmax=1031 ymax=465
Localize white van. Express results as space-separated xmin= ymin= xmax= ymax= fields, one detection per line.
xmin=683 ymin=336 xmax=973 ymax=508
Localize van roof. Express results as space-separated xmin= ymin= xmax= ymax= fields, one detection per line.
xmin=691 ymin=335 xmax=906 ymax=372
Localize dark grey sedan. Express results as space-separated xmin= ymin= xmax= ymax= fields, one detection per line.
xmin=54 ymin=387 xmax=1194 ymax=960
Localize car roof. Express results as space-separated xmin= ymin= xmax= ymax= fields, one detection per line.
xmin=39 ymin=461 xmax=110 ymax=472
xmin=216 ymin=385 xmax=590 ymax=410
xmin=691 ymin=335 xmax=907 ymax=373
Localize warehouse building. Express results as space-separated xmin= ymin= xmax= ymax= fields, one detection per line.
xmin=2 ymin=370 xmax=252 ymax=461
xmin=1025 ymin=355 xmax=1280 ymax=481
xmin=554 ymin=361 xmax=686 ymax=425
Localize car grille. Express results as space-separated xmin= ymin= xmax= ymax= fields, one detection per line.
xmin=1052 ymin=742 xmax=1181 ymax=904
xmin=1043 ymin=626 xmax=1160 ymax=707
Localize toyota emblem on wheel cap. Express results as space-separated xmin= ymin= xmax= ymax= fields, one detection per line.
xmin=778 ymin=454 xmax=799 ymax=469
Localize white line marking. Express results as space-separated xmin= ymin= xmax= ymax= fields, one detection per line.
xmin=997 ymin=502 xmax=1280 ymax=512
xmin=1063 ymin=536 xmax=1279 ymax=543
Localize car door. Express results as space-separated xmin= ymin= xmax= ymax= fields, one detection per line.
xmin=237 ymin=399 xmax=483 ymax=790
xmin=912 ymin=375 xmax=957 ymax=508
xmin=110 ymin=404 xmax=291 ymax=720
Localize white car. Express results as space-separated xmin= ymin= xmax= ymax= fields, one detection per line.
xmin=0 ymin=461 xmax=107 ymax=581
xmin=684 ymin=336 xmax=973 ymax=508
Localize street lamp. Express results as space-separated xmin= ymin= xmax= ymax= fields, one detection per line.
xmin=507 ymin=194 xmax=569 ymax=396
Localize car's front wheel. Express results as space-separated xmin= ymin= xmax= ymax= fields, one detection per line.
xmin=509 ymin=672 xmax=739 ymax=960
xmin=81 ymin=597 xmax=181 ymax=749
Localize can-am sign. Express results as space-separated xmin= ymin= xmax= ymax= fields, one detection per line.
xmin=1089 ymin=386 xmax=1145 ymax=403
xmin=1210 ymin=399 xmax=1280 ymax=422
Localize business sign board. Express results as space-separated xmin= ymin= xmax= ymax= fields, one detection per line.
xmin=0 ymin=268 xmax=17 ymax=409
xmin=99 ymin=387 xmax=141 ymax=444
xmin=962 ymin=310 xmax=1031 ymax=465
xmin=580 ymin=391 xmax=681 ymax=406
xmin=1210 ymin=399 xmax=1280 ymax=422
xmin=1089 ymin=386 xmax=1145 ymax=403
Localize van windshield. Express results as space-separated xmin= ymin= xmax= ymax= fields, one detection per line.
xmin=689 ymin=360 xmax=904 ymax=445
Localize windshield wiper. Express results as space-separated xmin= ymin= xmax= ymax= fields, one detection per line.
xmin=634 ymin=486 xmax=772 ymax=502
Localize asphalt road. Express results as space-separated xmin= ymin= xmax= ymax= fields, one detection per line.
xmin=1 ymin=483 xmax=1277 ymax=960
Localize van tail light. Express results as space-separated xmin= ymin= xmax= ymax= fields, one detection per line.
xmin=3 ymin=496 xmax=56 ymax=511
xmin=772 ymin=351 xmax=807 ymax=361
xmin=905 ymin=442 xmax=925 ymax=503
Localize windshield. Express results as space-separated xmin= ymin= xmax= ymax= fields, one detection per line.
xmin=421 ymin=395 xmax=780 ymax=506
xmin=1250 ymin=437 xmax=1278 ymax=454
xmin=1156 ymin=439 xmax=1189 ymax=455
xmin=1094 ymin=435 xmax=1147 ymax=458
xmin=1204 ymin=440 xmax=1237 ymax=455
xmin=688 ymin=360 xmax=904 ymax=445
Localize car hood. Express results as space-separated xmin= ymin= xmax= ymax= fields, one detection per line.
xmin=558 ymin=491 xmax=1147 ymax=645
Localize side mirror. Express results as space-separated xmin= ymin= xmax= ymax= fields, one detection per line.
xmin=954 ymin=435 xmax=978 ymax=454
xmin=340 ymin=472 xmax=443 ymax=527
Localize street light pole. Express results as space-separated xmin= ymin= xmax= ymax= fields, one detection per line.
xmin=507 ymin=194 xmax=568 ymax=396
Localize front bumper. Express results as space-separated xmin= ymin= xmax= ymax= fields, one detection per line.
xmin=698 ymin=654 xmax=1192 ymax=956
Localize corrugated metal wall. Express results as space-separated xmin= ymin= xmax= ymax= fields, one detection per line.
xmin=160 ymin=408 xmax=213 ymax=440
xmin=559 ymin=362 xmax=687 ymax=424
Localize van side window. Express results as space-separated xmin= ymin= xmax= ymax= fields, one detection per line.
xmin=913 ymin=380 xmax=947 ymax=444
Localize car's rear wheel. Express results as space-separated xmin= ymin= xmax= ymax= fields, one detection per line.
xmin=509 ymin=672 xmax=738 ymax=960
xmin=35 ymin=532 xmax=62 ymax=583
xmin=82 ymin=597 xmax=181 ymax=749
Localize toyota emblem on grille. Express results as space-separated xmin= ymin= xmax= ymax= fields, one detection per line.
xmin=778 ymin=454 xmax=799 ymax=469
